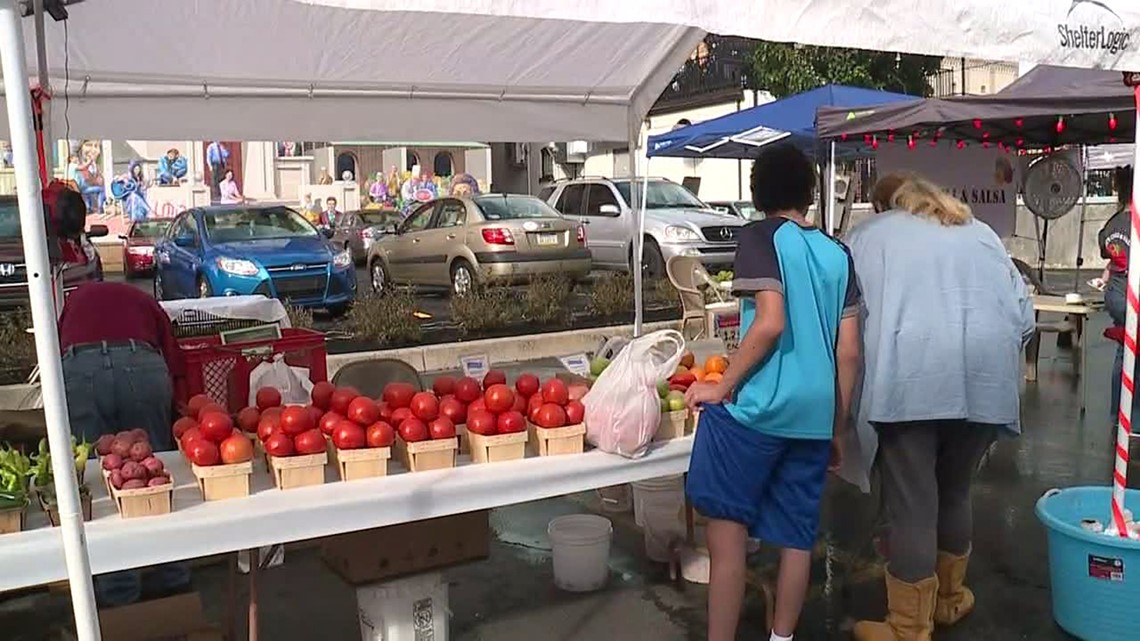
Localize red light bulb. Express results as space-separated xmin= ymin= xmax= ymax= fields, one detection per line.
xmin=973 ymin=119 xmax=982 ymax=129
xmin=1014 ymin=118 xmax=1024 ymax=128
xmin=1016 ymin=137 xmax=1025 ymax=147
xmin=982 ymin=131 xmax=991 ymax=140
xmin=1055 ymin=116 xmax=1065 ymax=134
xmin=929 ymin=139 xmax=938 ymax=148
xmin=871 ymin=137 xmax=880 ymax=150
xmin=841 ymin=133 xmax=848 ymax=141
xmin=864 ymin=134 xmax=873 ymax=144
xmin=887 ymin=132 xmax=896 ymax=143
xmin=956 ymin=140 xmax=966 ymax=150
xmin=1109 ymin=113 xmax=1118 ymax=131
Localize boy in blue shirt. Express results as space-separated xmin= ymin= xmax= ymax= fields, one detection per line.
xmin=685 ymin=143 xmax=862 ymax=641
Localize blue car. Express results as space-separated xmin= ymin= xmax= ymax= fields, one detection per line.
xmin=154 ymin=205 xmax=356 ymax=314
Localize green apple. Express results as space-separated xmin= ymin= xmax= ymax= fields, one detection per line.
xmin=666 ymin=390 xmax=687 ymax=412
xmin=590 ymin=357 xmax=611 ymax=377
xmin=657 ymin=380 xmax=670 ymax=399
xmin=660 ymin=398 xmax=669 ymax=413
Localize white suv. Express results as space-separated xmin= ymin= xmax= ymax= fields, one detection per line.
xmin=543 ymin=177 xmax=745 ymax=277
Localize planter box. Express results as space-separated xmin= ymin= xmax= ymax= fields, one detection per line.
xmin=527 ymin=421 xmax=586 ymax=457
xmin=111 ymin=477 xmax=174 ymax=519
xmin=395 ymin=437 xmax=457 ymax=472
xmin=467 ymin=430 xmax=528 ymax=464
xmin=0 ymin=502 xmax=26 ymax=535
xmin=656 ymin=409 xmax=689 ymax=441
xmin=335 ymin=447 xmax=391 ymax=481
xmin=40 ymin=492 xmax=92 ymax=526
xmin=268 ymin=453 xmax=327 ymax=490
xmin=192 ymin=461 xmax=253 ymax=501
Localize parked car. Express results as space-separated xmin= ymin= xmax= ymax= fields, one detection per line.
xmin=120 ymin=219 xmax=171 ymax=278
xmin=544 ymin=177 xmax=744 ymax=276
xmin=367 ymin=194 xmax=591 ymax=295
xmin=153 ymin=205 xmax=356 ymax=314
xmin=330 ymin=209 xmax=402 ymax=264
xmin=706 ymin=200 xmax=763 ymax=221
xmin=0 ymin=195 xmax=107 ymax=310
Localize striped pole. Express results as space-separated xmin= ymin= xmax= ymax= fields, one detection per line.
xmin=1111 ymin=82 xmax=1140 ymax=538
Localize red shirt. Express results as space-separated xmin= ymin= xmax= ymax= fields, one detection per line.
xmin=58 ymin=282 xmax=185 ymax=378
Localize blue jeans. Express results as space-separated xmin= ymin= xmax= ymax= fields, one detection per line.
xmin=95 ymin=564 xmax=192 ymax=608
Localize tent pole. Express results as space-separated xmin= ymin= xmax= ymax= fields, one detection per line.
xmin=31 ymin=0 xmax=52 ymax=171
xmin=630 ymin=135 xmax=644 ymax=337
xmin=0 ymin=3 xmax=101 ymax=640
xmin=1074 ymin=146 xmax=1088 ymax=292
xmin=826 ymin=141 xmax=837 ymax=235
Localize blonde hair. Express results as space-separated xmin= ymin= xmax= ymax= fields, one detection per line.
xmin=871 ymin=172 xmax=911 ymax=213
xmin=891 ymin=174 xmax=972 ymax=226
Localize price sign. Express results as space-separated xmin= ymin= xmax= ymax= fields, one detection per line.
xmin=558 ymin=353 xmax=591 ymax=377
xmin=460 ymin=354 xmax=489 ymax=379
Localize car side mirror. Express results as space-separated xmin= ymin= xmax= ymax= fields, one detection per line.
xmin=117 ymin=234 xmax=128 ymax=241
xmin=174 ymin=234 xmax=195 ymax=248
xmin=598 ymin=204 xmax=620 ymax=216
xmin=87 ymin=224 xmax=109 ymax=238
xmin=321 ymin=227 xmax=335 ymax=239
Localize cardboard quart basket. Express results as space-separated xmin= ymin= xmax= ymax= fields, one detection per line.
xmin=394 ymin=437 xmax=457 ymax=472
xmin=455 ymin=423 xmax=470 ymax=454
xmin=268 ymin=452 xmax=328 ymax=490
xmin=192 ymin=461 xmax=253 ymax=501
xmin=656 ymin=409 xmax=690 ymax=441
xmin=467 ymin=430 xmax=528 ymax=464
xmin=334 ymin=446 xmax=391 ymax=481
xmin=111 ymin=476 xmax=175 ymax=519
xmin=526 ymin=421 xmax=586 ymax=457
xmin=0 ymin=502 xmax=27 ymax=535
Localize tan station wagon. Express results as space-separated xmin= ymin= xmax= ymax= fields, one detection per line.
xmin=366 ymin=194 xmax=592 ymax=295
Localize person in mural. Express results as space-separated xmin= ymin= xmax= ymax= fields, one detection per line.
xmin=157 ymin=148 xmax=188 ymax=185
xmin=75 ymin=140 xmax=105 ymax=215
xmin=218 ymin=168 xmax=245 ymax=204
xmin=369 ymin=172 xmax=388 ymax=205
xmin=206 ymin=140 xmax=230 ymax=198
xmin=300 ymin=193 xmax=322 ymax=224
xmin=449 ymin=173 xmax=480 ymax=197
xmin=318 ymin=166 xmax=333 ymax=185
xmin=65 ymin=154 xmax=81 ymax=189
xmin=320 ymin=197 xmax=341 ymax=228
xmin=110 ymin=160 xmax=152 ymax=223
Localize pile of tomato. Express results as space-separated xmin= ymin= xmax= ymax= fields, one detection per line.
xmin=171 ymin=395 xmax=254 ymax=468
xmin=379 ymin=380 xmax=457 ymax=443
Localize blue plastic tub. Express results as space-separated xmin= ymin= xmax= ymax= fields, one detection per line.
xmin=1036 ymin=486 xmax=1140 ymax=641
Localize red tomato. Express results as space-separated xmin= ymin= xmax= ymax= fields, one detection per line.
xmin=497 ymin=411 xmax=526 ymax=434
xmin=377 ymin=401 xmax=393 ymax=422
xmin=439 ymin=397 xmax=467 ymax=425
xmin=197 ymin=403 xmax=227 ymax=420
xmin=294 ymin=429 xmax=327 ymax=455
xmin=305 ymin=405 xmax=324 ymax=429
xmin=181 ymin=426 xmax=203 ymax=449
xmin=319 ymin=411 xmax=345 ymax=436
xmin=172 ymin=417 xmax=198 ymax=441
xmin=432 ymin=376 xmax=457 ymax=397
xmin=568 ymin=384 xmax=590 ymax=402
xmin=236 ymin=407 xmax=260 ymax=433
xmin=515 ymin=373 xmax=540 ymax=398
xmin=256 ymin=414 xmax=280 ymax=442
xmin=263 ymin=432 xmax=294 ymax=457
xmin=186 ymin=439 xmax=220 ymax=466
xmin=366 ymin=421 xmax=395 ymax=448
xmin=466 ymin=410 xmax=497 ymax=436
xmin=219 ymin=434 xmax=254 ymax=464
xmin=398 ymin=418 xmax=429 ymax=442
xmin=310 ymin=381 xmax=336 ymax=410
xmin=454 ymin=377 xmax=482 ymax=403
xmin=199 ymin=412 xmax=235 ymax=443
xmin=428 ymin=416 xmax=457 ymax=440
xmin=255 ymin=387 xmax=282 ymax=410
xmin=330 ymin=387 xmax=360 ymax=415
xmin=332 ymin=420 xmax=367 ymax=450
xmin=186 ymin=394 xmax=212 ymax=418
xmin=347 ymin=397 xmax=381 ymax=426
xmin=261 ymin=407 xmax=284 ymax=422
xmin=565 ymin=400 xmax=586 ymax=425
xmin=482 ymin=370 xmax=507 ymax=390
xmin=541 ymin=379 xmax=570 ymax=406
xmin=390 ymin=407 xmax=414 ymax=426
xmin=468 ymin=398 xmax=487 ymax=415
xmin=410 ymin=392 xmax=440 ymax=421
xmin=510 ymin=392 xmax=528 ymax=414
xmin=527 ymin=394 xmax=545 ymax=424
xmin=280 ymin=406 xmax=313 ymax=436
xmin=484 ymin=384 xmax=515 ymax=414
xmin=382 ymin=383 xmax=416 ymax=409
xmin=535 ymin=403 xmax=568 ymax=428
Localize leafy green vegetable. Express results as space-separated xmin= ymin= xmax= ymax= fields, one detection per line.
xmin=29 ymin=437 xmax=90 ymax=505
xmin=0 ymin=443 xmax=31 ymax=508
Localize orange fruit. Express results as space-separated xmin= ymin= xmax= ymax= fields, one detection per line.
xmin=689 ymin=365 xmax=706 ymax=381
xmin=705 ymin=355 xmax=729 ymax=375
xmin=680 ymin=351 xmax=695 ymax=369
xmin=704 ymin=372 xmax=723 ymax=384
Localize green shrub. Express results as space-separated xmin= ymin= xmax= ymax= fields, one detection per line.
xmin=647 ymin=277 xmax=681 ymax=310
xmin=285 ymin=304 xmax=315 ymax=330
xmin=346 ymin=289 xmax=422 ymax=346
xmin=522 ymin=274 xmax=574 ymax=326
xmin=589 ymin=273 xmax=635 ymax=317
xmin=449 ymin=286 xmax=520 ymax=336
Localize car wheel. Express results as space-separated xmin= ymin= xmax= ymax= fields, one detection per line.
xmin=197 ymin=276 xmax=213 ymax=298
xmin=450 ymin=260 xmax=476 ymax=296
xmin=632 ymin=238 xmax=666 ymax=279
xmin=327 ymin=303 xmax=351 ymax=317
xmin=370 ymin=260 xmax=389 ymax=295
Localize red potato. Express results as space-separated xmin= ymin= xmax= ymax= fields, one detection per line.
xmin=484 ymin=384 xmax=515 ymax=414
xmin=128 ymin=440 xmax=153 ymax=463
xmin=466 ymin=410 xmax=497 ymax=436
xmin=110 ymin=437 xmax=132 ymax=459
xmin=330 ymin=387 xmax=360 ymax=415
xmin=255 ymin=387 xmax=282 ymax=410
xmin=541 ymin=378 xmax=570 ymax=406
xmin=128 ymin=428 xmax=149 ymax=443
xmin=319 ymin=411 xmax=345 ymax=436
xmin=565 ymin=400 xmax=586 ymax=425
xmin=482 ymin=370 xmax=507 ymax=390
xmin=397 ymin=418 xmax=429 ymax=442
xmin=263 ymin=432 xmax=294 ymax=457
xmin=432 ymin=376 xmax=457 ymax=398
xmin=280 ymin=406 xmax=313 ymax=437
xmin=366 ymin=422 xmax=395 ymax=448
xmin=310 ymin=381 xmax=336 ymax=410
xmin=147 ymin=477 xmax=171 ymax=488
xmin=294 ymin=429 xmax=327 ymax=455
xmin=120 ymin=460 xmax=147 ymax=481
xmin=454 ymin=377 xmax=482 ymax=403
xmin=101 ymin=453 xmax=124 ymax=471
xmin=410 ymin=392 xmax=440 ymax=422
xmin=121 ymin=479 xmax=147 ymax=490
xmin=439 ymin=397 xmax=467 ymax=425
xmin=236 ymin=407 xmax=261 ymax=433
xmin=347 ymin=397 xmax=380 ymax=426
xmin=515 ymin=373 xmax=540 ymax=399
xmin=199 ymin=412 xmax=235 ymax=443
xmin=332 ymin=421 xmax=367 ymax=450
xmin=141 ymin=456 xmax=165 ymax=477
xmin=534 ymin=403 xmax=568 ymax=429
xmin=109 ymin=469 xmax=125 ymax=490
xmin=428 ymin=417 xmax=456 ymax=440
xmin=496 ymin=411 xmax=526 ymax=434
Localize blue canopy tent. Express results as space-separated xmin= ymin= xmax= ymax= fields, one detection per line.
xmin=646 ymin=84 xmax=920 ymax=159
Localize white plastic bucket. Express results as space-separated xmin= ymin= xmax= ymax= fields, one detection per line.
xmin=632 ymin=475 xmax=686 ymax=561
xmin=596 ymin=484 xmax=632 ymax=513
xmin=548 ymin=514 xmax=613 ymax=592
xmin=356 ymin=572 xmax=448 ymax=641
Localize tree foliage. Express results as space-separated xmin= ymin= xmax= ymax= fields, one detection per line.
xmin=749 ymin=43 xmax=941 ymax=98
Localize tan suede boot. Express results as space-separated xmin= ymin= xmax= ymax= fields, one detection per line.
xmin=934 ymin=550 xmax=975 ymax=625
xmin=852 ymin=573 xmax=938 ymax=641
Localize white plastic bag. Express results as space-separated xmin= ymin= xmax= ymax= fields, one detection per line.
xmin=583 ymin=330 xmax=686 ymax=458
xmin=247 ymin=355 xmax=314 ymax=407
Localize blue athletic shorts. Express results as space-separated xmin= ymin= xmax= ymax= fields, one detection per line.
xmin=686 ymin=404 xmax=831 ymax=550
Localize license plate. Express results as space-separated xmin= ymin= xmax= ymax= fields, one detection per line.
xmin=536 ymin=233 xmax=558 ymax=246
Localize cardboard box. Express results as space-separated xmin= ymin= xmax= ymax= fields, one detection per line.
xmin=321 ymin=510 xmax=490 ymax=585
xmin=61 ymin=592 xmax=223 ymax=641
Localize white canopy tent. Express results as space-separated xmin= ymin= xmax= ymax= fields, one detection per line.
xmin=1 ymin=1 xmax=1139 ymax=640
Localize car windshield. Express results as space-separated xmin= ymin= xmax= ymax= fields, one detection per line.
xmin=474 ymin=195 xmax=560 ymax=220
xmin=130 ymin=221 xmax=169 ymax=238
xmin=0 ymin=199 xmax=19 ymax=239
xmin=203 ymin=206 xmax=318 ymax=243
xmin=613 ymin=180 xmax=706 ymax=210
xmin=735 ymin=202 xmax=762 ymax=220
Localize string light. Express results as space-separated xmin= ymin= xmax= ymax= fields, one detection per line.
xmin=871 ymin=136 xmax=880 ymax=150
xmin=1110 ymin=113 xmax=1118 ymax=130
xmin=841 ymin=133 xmax=848 ymax=141
xmin=864 ymin=134 xmax=873 ymax=144
xmin=1110 ymin=136 xmax=1118 ymax=143
xmin=1016 ymin=137 xmax=1025 ymax=147
xmin=956 ymin=139 xmax=966 ymax=150
xmin=983 ymin=141 xmax=990 ymax=149
xmin=982 ymin=131 xmax=991 ymax=140
xmin=907 ymin=135 xmax=916 ymax=150
xmin=973 ymin=119 xmax=983 ymax=129
xmin=1014 ymin=118 xmax=1024 ymax=128
xmin=887 ymin=131 xmax=895 ymax=143
xmin=1044 ymin=145 xmax=1053 ymax=154
xmin=1055 ymin=116 xmax=1065 ymax=134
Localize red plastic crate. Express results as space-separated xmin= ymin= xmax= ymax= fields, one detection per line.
xmin=178 ymin=328 xmax=328 ymax=412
